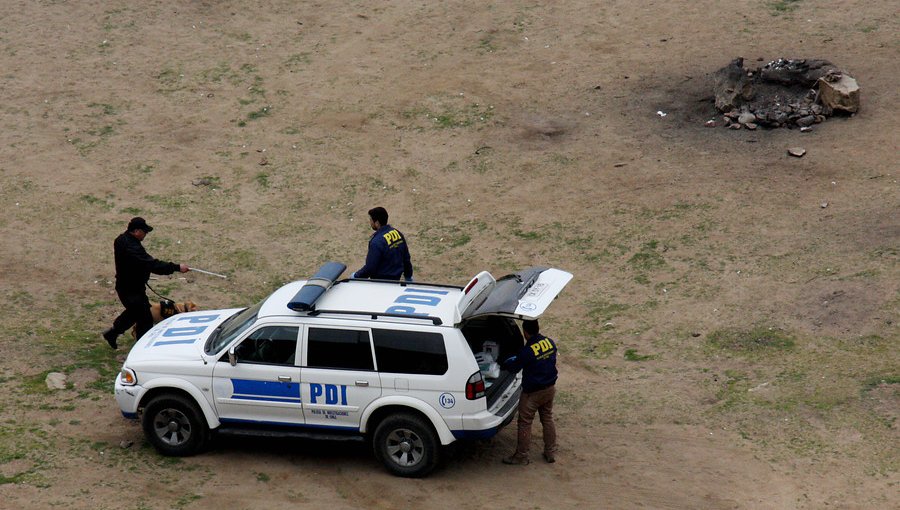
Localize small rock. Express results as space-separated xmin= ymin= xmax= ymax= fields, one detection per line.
xmin=259 ymin=157 xmax=268 ymax=166
xmin=192 ymin=177 xmax=214 ymax=187
xmin=796 ymin=115 xmax=816 ymax=127
xmin=800 ymin=126 xmax=813 ymax=132
xmin=728 ymin=123 xmax=742 ymax=130
xmin=691 ymin=332 xmax=702 ymax=337
xmin=814 ymin=115 xmax=826 ymax=123
xmin=120 ymin=440 xmax=134 ymax=449
xmin=820 ymin=202 xmax=828 ymax=208
xmin=738 ymin=112 xmax=756 ymax=125
xmin=788 ymin=147 xmax=806 ymax=157
xmin=704 ymin=119 xmax=717 ymax=127
xmin=46 ymin=372 xmax=67 ymax=390
xmin=744 ymin=122 xmax=757 ymax=130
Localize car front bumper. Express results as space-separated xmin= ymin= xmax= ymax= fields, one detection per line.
xmin=114 ymin=373 xmax=145 ymax=420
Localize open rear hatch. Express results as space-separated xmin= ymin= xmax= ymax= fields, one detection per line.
xmin=457 ymin=267 xmax=573 ymax=322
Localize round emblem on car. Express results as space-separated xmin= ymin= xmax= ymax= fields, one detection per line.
xmin=439 ymin=393 xmax=456 ymax=409
xmin=520 ymin=302 xmax=538 ymax=312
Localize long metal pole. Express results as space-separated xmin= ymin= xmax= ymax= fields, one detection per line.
xmin=191 ymin=268 xmax=228 ymax=279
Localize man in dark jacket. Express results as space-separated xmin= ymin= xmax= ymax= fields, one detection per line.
xmin=102 ymin=217 xmax=189 ymax=349
xmin=501 ymin=319 xmax=559 ymax=465
xmin=351 ymin=207 xmax=413 ymax=281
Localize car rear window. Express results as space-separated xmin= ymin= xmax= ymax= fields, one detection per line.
xmin=372 ymin=329 xmax=447 ymax=376
xmin=306 ymin=327 xmax=374 ymax=371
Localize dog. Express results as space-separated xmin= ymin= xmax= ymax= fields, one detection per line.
xmin=131 ymin=300 xmax=199 ymax=338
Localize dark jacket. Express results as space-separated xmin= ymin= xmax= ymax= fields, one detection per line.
xmin=502 ymin=333 xmax=558 ymax=393
xmin=114 ymin=231 xmax=179 ymax=293
xmin=354 ymin=224 xmax=413 ymax=280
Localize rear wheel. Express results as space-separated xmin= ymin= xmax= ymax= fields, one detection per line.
xmin=142 ymin=394 xmax=208 ymax=456
xmin=372 ymin=414 xmax=440 ymax=478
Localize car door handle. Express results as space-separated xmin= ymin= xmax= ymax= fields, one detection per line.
xmin=278 ymin=375 xmax=292 ymax=382
xmin=355 ymin=381 xmax=369 ymax=387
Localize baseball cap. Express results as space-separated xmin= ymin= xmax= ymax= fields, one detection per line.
xmin=127 ymin=217 xmax=153 ymax=232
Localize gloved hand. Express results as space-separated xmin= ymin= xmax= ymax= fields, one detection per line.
xmin=351 ymin=272 xmax=358 ymax=278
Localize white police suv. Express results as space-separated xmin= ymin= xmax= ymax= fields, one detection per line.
xmin=115 ymin=262 xmax=572 ymax=477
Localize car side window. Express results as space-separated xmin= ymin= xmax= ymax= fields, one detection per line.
xmin=372 ymin=329 xmax=448 ymax=375
xmin=233 ymin=326 xmax=299 ymax=365
xmin=306 ymin=328 xmax=373 ymax=371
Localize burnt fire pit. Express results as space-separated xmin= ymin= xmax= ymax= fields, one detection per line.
xmin=711 ymin=57 xmax=860 ymax=130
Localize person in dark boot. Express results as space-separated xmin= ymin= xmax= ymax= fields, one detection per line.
xmin=102 ymin=217 xmax=189 ymax=349
xmin=501 ymin=319 xmax=559 ymax=465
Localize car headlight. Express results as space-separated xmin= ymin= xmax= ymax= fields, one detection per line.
xmin=119 ymin=368 xmax=137 ymax=386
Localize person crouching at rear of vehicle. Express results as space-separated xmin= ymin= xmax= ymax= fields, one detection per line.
xmin=501 ymin=319 xmax=559 ymax=465
xmin=351 ymin=206 xmax=413 ymax=282
xmin=102 ymin=217 xmax=189 ymax=349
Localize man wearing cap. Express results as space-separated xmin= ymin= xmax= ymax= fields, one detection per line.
xmin=102 ymin=217 xmax=189 ymax=349
xmin=351 ymin=206 xmax=413 ymax=281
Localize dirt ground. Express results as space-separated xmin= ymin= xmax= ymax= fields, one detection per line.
xmin=0 ymin=1 xmax=897 ymax=509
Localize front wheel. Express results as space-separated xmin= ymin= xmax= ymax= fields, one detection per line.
xmin=142 ymin=394 xmax=208 ymax=456
xmin=372 ymin=414 xmax=440 ymax=478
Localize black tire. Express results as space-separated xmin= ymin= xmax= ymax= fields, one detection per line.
xmin=372 ymin=413 xmax=440 ymax=478
xmin=142 ymin=394 xmax=209 ymax=456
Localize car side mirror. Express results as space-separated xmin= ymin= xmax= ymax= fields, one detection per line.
xmin=228 ymin=346 xmax=237 ymax=366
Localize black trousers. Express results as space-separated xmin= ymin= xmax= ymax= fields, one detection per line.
xmin=112 ymin=291 xmax=153 ymax=340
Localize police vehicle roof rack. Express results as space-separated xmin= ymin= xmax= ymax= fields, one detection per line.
xmin=341 ymin=277 xmax=462 ymax=290
xmin=307 ymin=309 xmax=443 ymax=326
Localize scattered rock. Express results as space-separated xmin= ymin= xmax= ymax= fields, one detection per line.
xmin=728 ymin=123 xmax=742 ymax=130
xmin=46 ymin=372 xmax=67 ymax=390
xmin=820 ymin=202 xmax=829 ymax=208
xmin=120 ymin=440 xmax=134 ymax=449
xmin=259 ymin=157 xmax=268 ymax=166
xmin=788 ymin=147 xmax=806 ymax=157
xmin=704 ymin=119 xmax=717 ymax=127
xmin=800 ymin=126 xmax=813 ymax=132
xmin=192 ymin=177 xmax=215 ymax=187
xmin=744 ymin=122 xmax=757 ymax=130
xmin=738 ymin=112 xmax=756 ymax=125
xmin=796 ymin=115 xmax=816 ymax=127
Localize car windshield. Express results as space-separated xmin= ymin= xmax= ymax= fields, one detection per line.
xmin=204 ymin=300 xmax=264 ymax=354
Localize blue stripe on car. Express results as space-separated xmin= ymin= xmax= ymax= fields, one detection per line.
xmin=231 ymin=379 xmax=301 ymax=401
